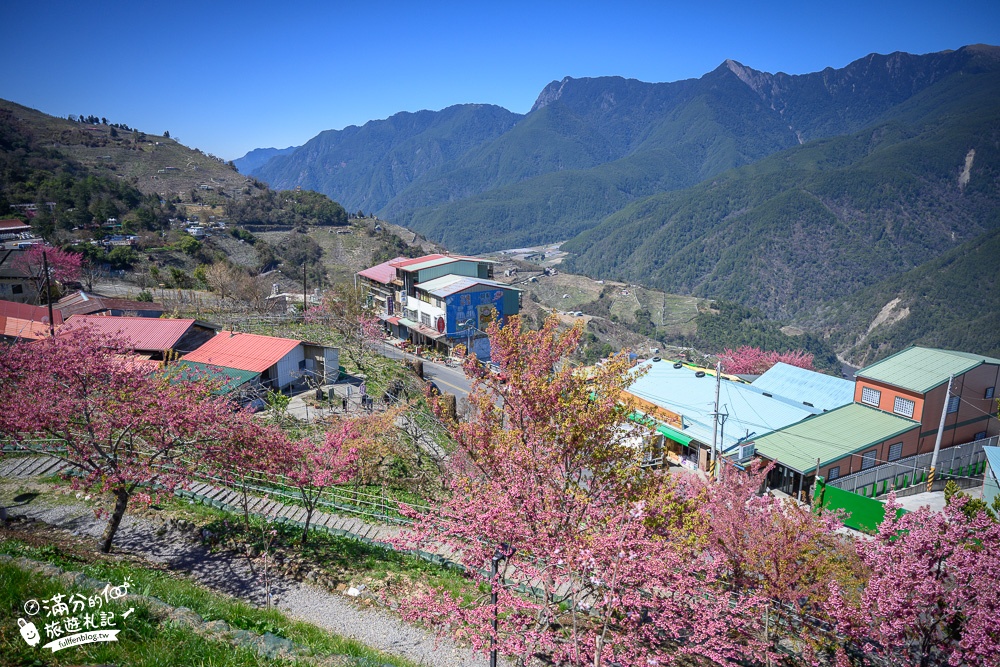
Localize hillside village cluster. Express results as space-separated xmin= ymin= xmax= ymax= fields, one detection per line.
xmin=2 ymin=239 xmax=998 ymax=528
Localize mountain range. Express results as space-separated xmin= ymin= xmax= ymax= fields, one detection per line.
xmin=241 ymin=45 xmax=1000 ymax=361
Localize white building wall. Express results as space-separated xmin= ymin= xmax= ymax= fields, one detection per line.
xmin=406 ymin=298 xmax=446 ymax=330
xmin=274 ymin=346 xmax=306 ymax=388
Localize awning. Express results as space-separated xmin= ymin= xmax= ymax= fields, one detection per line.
xmin=628 ymin=411 xmax=694 ymax=447
xmin=656 ymin=424 xmax=693 ymax=446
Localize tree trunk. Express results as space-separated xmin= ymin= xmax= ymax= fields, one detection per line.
xmin=302 ymin=506 xmax=313 ymax=545
xmin=100 ymin=488 xmax=130 ymax=553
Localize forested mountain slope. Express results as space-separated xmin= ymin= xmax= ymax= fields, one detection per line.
xmin=563 ymin=61 xmax=1000 ymax=323
xmin=247 ymin=45 xmax=1000 ymax=255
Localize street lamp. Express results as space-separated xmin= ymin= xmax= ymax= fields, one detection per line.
xmin=458 ymin=318 xmax=476 ymax=359
xmin=490 ymin=542 xmax=516 ymax=667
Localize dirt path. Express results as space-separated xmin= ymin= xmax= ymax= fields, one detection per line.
xmin=0 ymin=481 xmax=493 ymax=667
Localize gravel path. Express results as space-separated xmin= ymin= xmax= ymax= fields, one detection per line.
xmin=2 ymin=488 xmax=492 ymax=667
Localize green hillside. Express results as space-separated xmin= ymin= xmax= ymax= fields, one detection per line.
xmin=812 ymin=227 xmax=1000 ymax=366
xmin=563 ymin=65 xmax=1000 ymax=325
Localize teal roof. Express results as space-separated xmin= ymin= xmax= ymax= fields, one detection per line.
xmin=751 ymin=363 xmax=854 ymax=412
xmin=625 ymin=359 xmax=817 ymax=453
xmin=753 ymin=402 xmax=919 ymax=473
xmin=856 ymin=346 xmax=1000 ymax=394
xmin=172 ymin=361 xmax=260 ymax=394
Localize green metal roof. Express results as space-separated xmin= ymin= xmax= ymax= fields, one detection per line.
xmin=856 ymin=346 xmax=1000 ymax=394
xmin=172 ymin=361 xmax=260 ymax=394
xmin=753 ymin=402 xmax=919 ymax=473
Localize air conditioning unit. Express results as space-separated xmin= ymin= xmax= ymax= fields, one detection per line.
xmin=399 ymin=295 xmax=407 ymax=306
xmin=737 ymin=443 xmax=756 ymax=462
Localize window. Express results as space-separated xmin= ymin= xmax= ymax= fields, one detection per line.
xmin=861 ymin=386 xmax=881 ymax=407
xmin=893 ymin=396 xmax=915 ymax=418
xmin=12 ymin=285 xmax=23 ymax=295
xmin=828 ymin=466 xmax=841 ymax=481
xmin=947 ymin=395 xmax=960 ymax=414
xmin=888 ymin=442 xmax=903 ymax=462
xmin=420 ymin=312 xmax=431 ymax=327
xmin=861 ymin=449 xmax=878 ymax=470
xmin=975 ymin=431 xmax=988 ymax=442
xmin=986 ymin=387 xmax=995 ymax=399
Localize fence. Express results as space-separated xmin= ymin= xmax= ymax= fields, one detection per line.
xmin=828 ymin=435 xmax=996 ymax=497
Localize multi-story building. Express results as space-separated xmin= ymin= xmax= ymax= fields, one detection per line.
xmin=357 ymin=254 xmax=521 ymax=356
xmin=754 ymin=347 xmax=1000 ymax=497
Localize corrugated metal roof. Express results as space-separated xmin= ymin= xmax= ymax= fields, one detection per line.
xmin=984 ymin=446 xmax=1000 ymax=481
xmin=751 ymin=363 xmax=855 ymax=412
xmin=0 ymin=219 xmax=32 ymax=231
xmin=753 ymin=402 xmax=919 ymax=473
xmin=856 ymin=346 xmax=1000 ymax=394
xmin=625 ymin=359 xmax=817 ymax=453
xmin=181 ymin=331 xmax=301 ymax=372
xmin=390 ymin=253 xmax=447 ymax=268
xmin=63 ymin=315 xmax=195 ymax=352
xmin=172 ymin=361 xmax=260 ymax=394
xmin=0 ymin=300 xmax=61 ymax=325
xmin=56 ymin=291 xmax=164 ymax=317
xmin=357 ymin=256 xmax=406 ymax=284
xmin=415 ymin=274 xmax=466 ymax=293
xmin=2 ymin=316 xmax=51 ymax=340
xmin=421 ymin=275 xmax=520 ymax=298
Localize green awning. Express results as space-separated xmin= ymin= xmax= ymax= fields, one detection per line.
xmin=656 ymin=424 xmax=693 ymax=446
xmin=628 ymin=411 xmax=693 ymax=446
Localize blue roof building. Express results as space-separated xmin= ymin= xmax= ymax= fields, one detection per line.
xmin=624 ymin=359 xmax=827 ymax=470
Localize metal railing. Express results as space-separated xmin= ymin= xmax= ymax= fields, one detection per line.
xmin=828 ymin=435 xmax=996 ymax=496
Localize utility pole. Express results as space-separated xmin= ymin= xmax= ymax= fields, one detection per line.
xmin=302 ymin=264 xmax=307 ymax=320
xmin=717 ymin=407 xmax=728 ymax=481
xmin=927 ymin=374 xmax=954 ymax=492
xmin=710 ymin=360 xmax=722 ymax=480
xmin=811 ymin=457 xmax=822 ymax=506
xmin=42 ymin=251 xmax=55 ymax=337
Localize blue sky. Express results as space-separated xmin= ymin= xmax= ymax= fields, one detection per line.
xmin=2 ymin=0 xmax=998 ymax=160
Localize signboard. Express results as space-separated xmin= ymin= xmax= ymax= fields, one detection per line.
xmin=445 ymin=289 xmax=506 ymax=337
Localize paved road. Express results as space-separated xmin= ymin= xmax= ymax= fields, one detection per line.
xmin=379 ymin=343 xmax=474 ymax=401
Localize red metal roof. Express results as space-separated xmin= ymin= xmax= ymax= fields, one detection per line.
xmin=63 ymin=315 xmax=196 ymax=352
xmin=390 ymin=253 xmax=447 ymax=268
xmin=0 ymin=219 xmax=32 ymax=231
xmin=0 ymin=300 xmax=62 ymax=341
xmin=180 ymin=332 xmax=301 ymax=373
xmin=357 ymin=257 xmax=406 ymax=284
xmin=55 ymin=291 xmax=164 ymax=318
xmin=0 ymin=300 xmax=62 ymax=325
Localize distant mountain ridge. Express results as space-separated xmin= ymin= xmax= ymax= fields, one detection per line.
xmin=240 ymin=45 xmax=1000 ymax=361
xmin=233 ymin=146 xmax=298 ymax=175
xmin=244 ymin=45 xmax=999 ymax=252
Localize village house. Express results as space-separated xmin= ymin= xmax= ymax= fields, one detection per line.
xmin=753 ymin=347 xmax=1000 ymax=499
xmin=622 ymin=359 xmax=855 ymax=472
xmin=61 ymin=315 xmax=218 ymax=361
xmin=0 ymin=299 xmax=62 ymax=341
xmin=357 ymin=253 xmax=521 ymax=356
xmin=180 ymin=331 xmax=339 ymax=393
xmin=55 ymin=291 xmax=165 ymax=318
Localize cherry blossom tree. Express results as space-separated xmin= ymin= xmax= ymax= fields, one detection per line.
xmin=305 ymin=282 xmax=385 ymax=375
xmin=202 ymin=414 xmax=287 ymax=530
xmin=0 ymin=328 xmax=255 ymax=553
xmin=395 ymin=314 xmax=771 ymax=666
xmin=12 ymin=244 xmax=83 ymax=300
xmin=720 ymin=345 xmax=815 ymax=375
xmin=273 ymin=420 xmax=363 ymax=544
xmin=827 ymin=496 xmax=1000 ymax=667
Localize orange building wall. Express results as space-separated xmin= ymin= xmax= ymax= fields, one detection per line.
xmin=855 ymin=364 xmax=999 ymax=457
xmin=853 ymin=380 xmax=925 ymax=422
xmin=818 ymin=426 xmax=921 ymax=482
